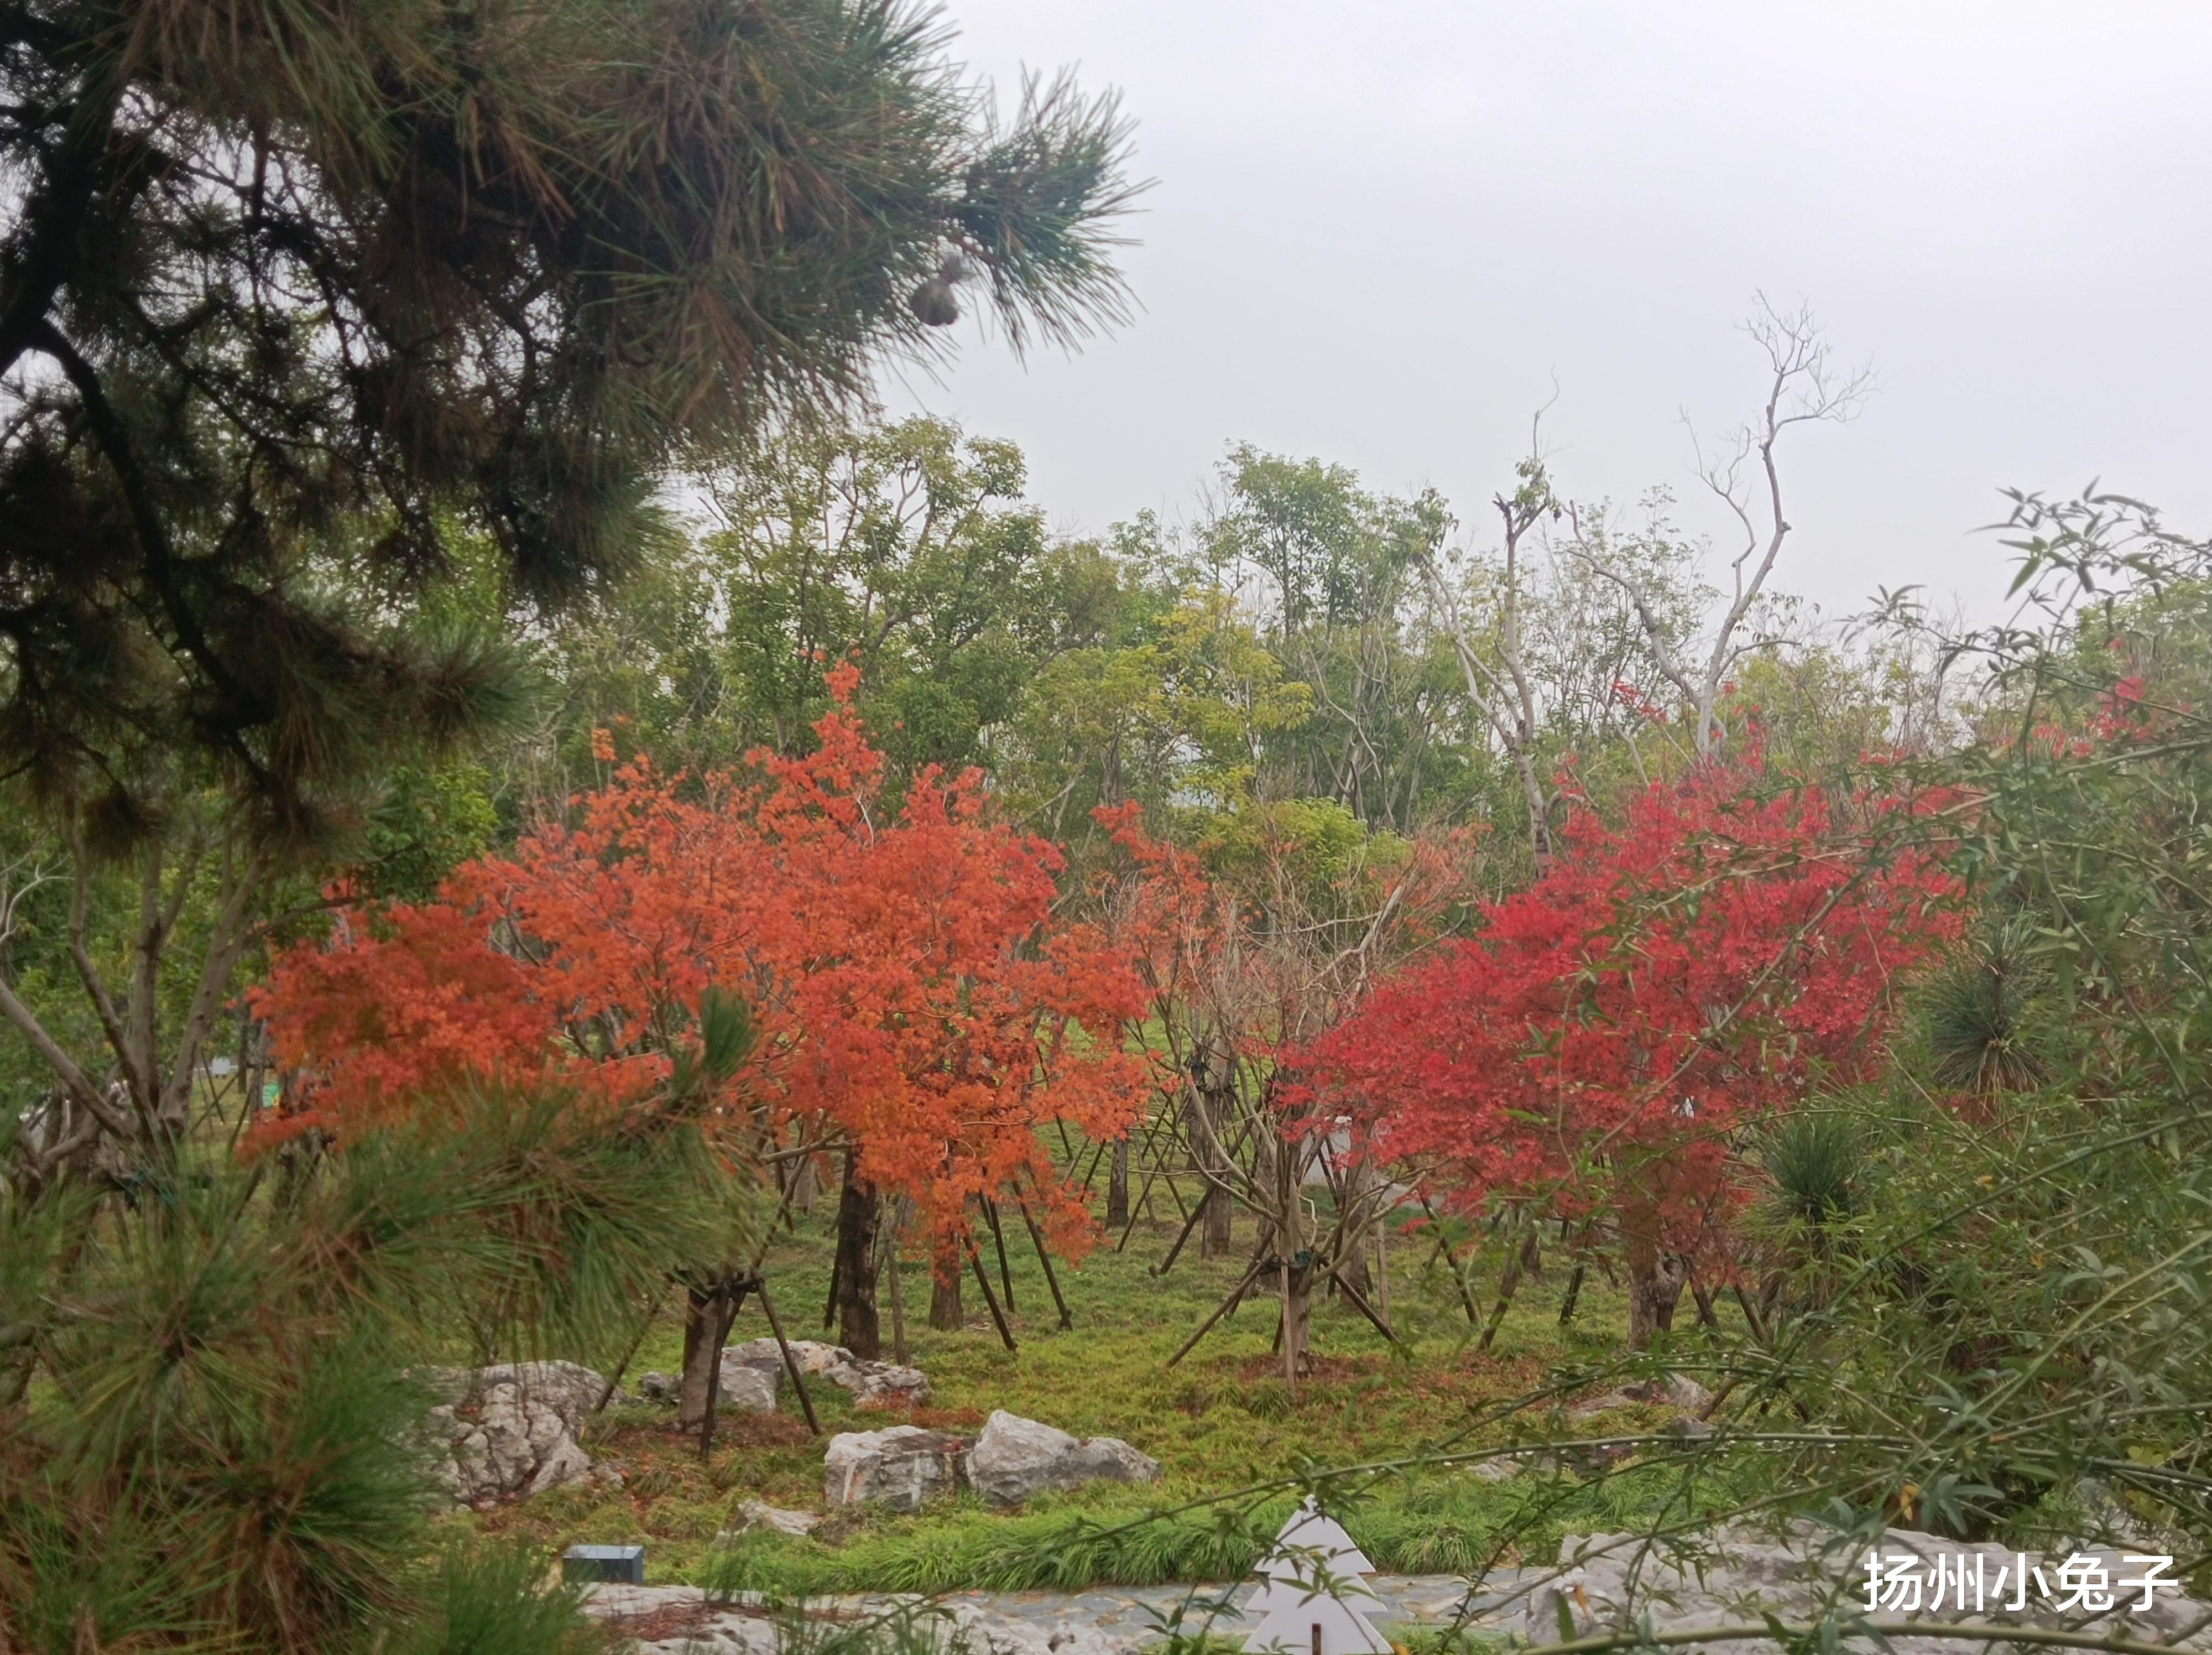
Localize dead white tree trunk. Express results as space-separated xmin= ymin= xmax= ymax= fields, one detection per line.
xmin=1571 ymin=297 xmax=1871 ymax=756
xmin=1426 ymin=434 xmax=1559 ymax=866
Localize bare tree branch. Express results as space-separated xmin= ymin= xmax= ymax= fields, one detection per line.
xmin=1568 ymin=296 xmax=1871 ymax=754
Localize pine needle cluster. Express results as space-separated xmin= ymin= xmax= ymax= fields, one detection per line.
xmin=0 ymin=1082 xmax=755 ymax=1651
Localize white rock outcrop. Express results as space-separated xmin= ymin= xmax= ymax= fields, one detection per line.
xmin=967 ymin=1409 xmax=1161 ymax=1507
xmin=421 ymin=1360 xmax=611 ymax=1504
xmin=823 ymin=1424 xmax=972 ymax=1512
xmin=724 ymin=1337 xmax=931 ymax=1408
xmin=715 ymin=1498 xmax=826 ymax=1542
xmin=589 ymin=1585 xmax=1144 ymax=1655
xmin=714 ymin=1362 xmax=780 ymax=1415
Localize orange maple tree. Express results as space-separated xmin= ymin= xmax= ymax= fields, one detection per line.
xmin=255 ymin=667 xmax=1151 ymax=1318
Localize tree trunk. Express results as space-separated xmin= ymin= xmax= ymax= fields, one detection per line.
xmin=1335 ymin=1157 xmax=1376 ymax=1300
xmin=832 ymin=1154 xmax=882 ymax=1359
xmin=677 ymin=1281 xmax=735 ymax=1430
xmin=1622 ymin=1204 xmax=1687 ymax=1349
xmin=1275 ymin=1137 xmax=1311 ymax=1385
xmin=1201 ymin=1182 xmax=1233 ymax=1257
xmin=1187 ymin=1052 xmax=1236 ymax=1260
xmin=884 ymin=1202 xmax=909 ymax=1365
xmin=1105 ymin=1136 xmax=1130 ymax=1228
xmin=928 ymin=1239 xmax=964 ymax=1330
xmin=789 ymin=1152 xmax=819 ymax=1215
xmin=1280 ymin=1260 xmax=1313 ymax=1383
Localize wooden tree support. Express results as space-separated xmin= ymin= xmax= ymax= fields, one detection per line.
xmin=965 ymin=1237 xmax=1018 ymax=1351
xmin=1165 ymin=1252 xmax=1270 ymax=1368
xmin=982 ymin=1196 xmax=1018 ymax=1312
xmin=689 ymin=1267 xmax=825 ymax=1459
xmin=1415 ymin=1193 xmax=1482 ymax=1328
xmin=593 ymin=1284 xmax=666 ymax=1415
xmin=1557 ymin=1261 xmax=1587 ymax=1326
xmin=1113 ymin=1105 xmax=1192 ymax=1248
xmin=1077 ymin=1134 xmax=1111 ymax=1196
xmin=1327 ymin=1267 xmax=1402 ymax=1347
xmin=1151 ymin=1184 xmax=1208 ymax=1276
xmin=1555 ymin=1217 xmax=1597 ymax=1326
xmin=749 ymin=1272 xmax=822 ymax=1435
xmin=1684 ymin=1261 xmax=1721 ymax=1328
xmin=1478 ymin=1214 xmax=1528 ymax=1352
xmin=1015 ymin=1196 xmax=1074 ymax=1329
xmin=885 ymin=1214 xmax=909 ymax=1365
xmin=694 ymin=1277 xmax=746 ymax=1461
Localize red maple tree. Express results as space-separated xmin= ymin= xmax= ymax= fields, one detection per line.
xmin=1301 ymin=756 xmax=1958 ymax=1346
xmin=255 ymin=667 xmax=1151 ymax=1354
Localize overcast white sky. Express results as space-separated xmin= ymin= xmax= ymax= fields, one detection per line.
xmin=880 ymin=0 xmax=2211 ymax=622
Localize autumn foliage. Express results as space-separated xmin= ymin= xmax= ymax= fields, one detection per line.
xmin=1099 ymin=799 xmax=1478 ymax=1064
xmin=1302 ymin=756 xmax=1959 ymax=1340
xmin=255 ymin=665 xmax=1151 ymax=1247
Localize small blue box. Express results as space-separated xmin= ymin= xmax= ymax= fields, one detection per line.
xmin=561 ymin=1543 xmax=645 ymax=1584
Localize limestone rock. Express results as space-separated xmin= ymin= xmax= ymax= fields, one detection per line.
xmin=716 ymin=1361 xmax=779 ymax=1415
xmin=716 ymin=1498 xmax=825 ymax=1542
xmin=1624 ymin=1372 xmax=1714 ymax=1414
xmin=724 ymin=1337 xmax=799 ymax=1379
xmin=1564 ymin=1388 xmax=1644 ymax=1422
xmin=638 ymin=1371 xmax=680 ymax=1403
xmin=452 ymin=1359 xmax=606 ymax=1426
xmin=947 ymin=1599 xmax=1156 ymax=1655
xmin=967 ymin=1410 xmax=1160 ymax=1507
xmin=1529 ymin=1523 xmax=2212 ymax=1655
xmin=723 ymin=1337 xmax=932 ymax=1408
xmin=1570 ymin=1373 xmax=1713 ymax=1423
xmin=420 ymin=1360 xmax=608 ymax=1505
xmin=823 ymin=1424 xmax=972 ymax=1512
xmin=848 ymin=1363 xmax=930 ymax=1408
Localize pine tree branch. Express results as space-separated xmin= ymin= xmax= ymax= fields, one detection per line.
xmin=0 ymin=78 xmax=116 ymax=380
xmin=25 ymin=319 xmax=270 ymax=785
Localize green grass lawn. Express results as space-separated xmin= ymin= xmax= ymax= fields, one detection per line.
xmin=458 ymin=1190 xmax=1740 ymax=1588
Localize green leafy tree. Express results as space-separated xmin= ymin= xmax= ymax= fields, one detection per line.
xmin=540 ymin=417 xmax=1115 ymax=783
xmin=1203 ymin=446 xmax=1476 ymax=832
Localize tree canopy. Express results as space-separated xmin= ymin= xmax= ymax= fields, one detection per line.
xmin=0 ymin=0 xmax=1140 ymax=835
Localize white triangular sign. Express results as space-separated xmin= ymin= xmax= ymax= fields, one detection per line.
xmin=1258 ymin=1498 xmax=1377 ymax=1580
xmin=1243 ymin=1593 xmax=1392 ymax=1655
xmin=1241 ymin=1499 xmax=1391 ymax=1655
